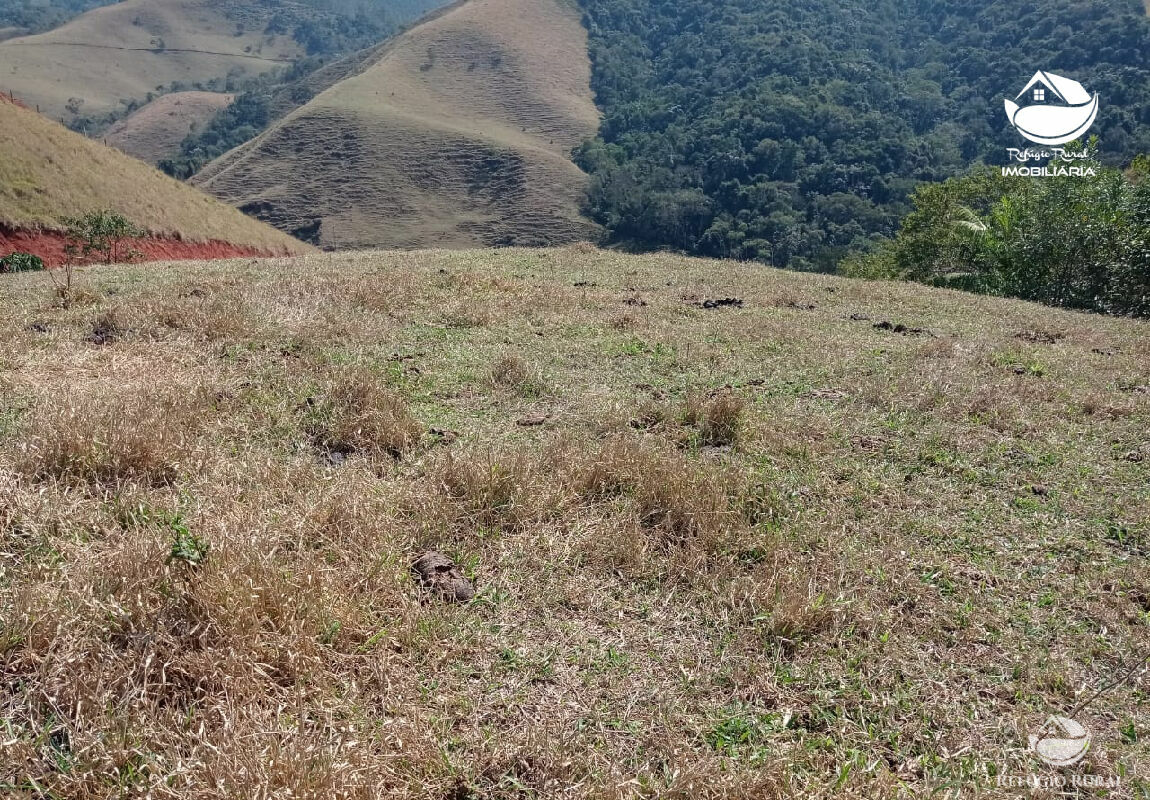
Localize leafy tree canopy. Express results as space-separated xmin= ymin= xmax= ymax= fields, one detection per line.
xmin=843 ymin=153 xmax=1150 ymax=316
xmin=576 ymin=0 xmax=1150 ymax=271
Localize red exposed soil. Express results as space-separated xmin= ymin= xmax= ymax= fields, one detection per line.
xmin=0 ymin=225 xmax=286 ymax=268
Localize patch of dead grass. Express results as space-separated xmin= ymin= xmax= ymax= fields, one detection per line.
xmin=307 ymin=369 xmax=423 ymax=461
xmin=18 ymin=385 xmax=211 ymax=486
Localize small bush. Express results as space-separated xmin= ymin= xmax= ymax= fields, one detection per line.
xmin=310 ymin=371 xmax=422 ymax=460
xmin=0 ymin=252 xmax=45 ymax=273
xmin=63 ymin=210 xmax=145 ymax=265
xmin=21 ymin=388 xmax=207 ymax=486
xmin=490 ymin=352 xmax=547 ymax=398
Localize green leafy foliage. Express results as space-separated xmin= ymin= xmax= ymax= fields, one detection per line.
xmin=165 ymin=515 xmax=210 ymax=567
xmin=576 ymin=0 xmax=1150 ymax=270
xmin=62 ymin=210 xmax=145 ymax=265
xmin=843 ymin=154 xmax=1150 ymax=316
xmin=0 ymin=0 xmax=115 ymax=35
xmin=160 ymin=92 xmax=273 ymax=179
xmin=0 ymin=252 xmax=45 ymax=273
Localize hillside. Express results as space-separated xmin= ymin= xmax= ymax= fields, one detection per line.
xmin=1 ymin=246 xmax=1147 ymax=796
xmin=0 ymin=96 xmax=311 ymax=263
xmin=105 ymin=91 xmax=234 ymax=165
xmin=0 ymin=0 xmax=301 ymax=122
xmin=193 ymin=0 xmax=600 ymax=250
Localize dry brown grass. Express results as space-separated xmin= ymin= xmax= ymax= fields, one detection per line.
xmin=194 ymin=0 xmax=600 ymax=250
xmin=0 ymin=247 xmax=1147 ymax=798
xmin=0 ymin=0 xmax=300 ymax=121
xmin=105 ymin=91 xmax=235 ymax=165
xmin=0 ymin=98 xmax=311 ymax=253
xmin=309 ymin=368 xmax=424 ymax=462
xmin=17 ymin=384 xmax=209 ymax=486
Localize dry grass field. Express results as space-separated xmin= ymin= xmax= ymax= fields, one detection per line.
xmin=0 ymin=0 xmax=299 ymax=122
xmin=0 ymin=97 xmax=310 ymax=255
xmin=1 ymin=247 xmax=1147 ymax=798
xmin=194 ymin=0 xmax=599 ymax=250
xmin=105 ymin=91 xmax=235 ymax=166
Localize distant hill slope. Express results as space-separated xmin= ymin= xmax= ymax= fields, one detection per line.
xmin=0 ymin=96 xmax=311 ymax=263
xmin=193 ymin=0 xmax=600 ymax=250
xmin=106 ymin=91 xmax=234 ymax=165
xmin=0 ymin=0 xmax=300 ymax=122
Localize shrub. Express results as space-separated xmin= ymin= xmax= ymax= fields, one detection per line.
xmin=62 ymin=210 xmax=145 ymax=265
xmin=0 ymin=252 xmax=45 ymax=273
xmin=309 ymin=370 xmax=422 ymax=461
xmin=846 ymin=155 xmax=1150 ymax=317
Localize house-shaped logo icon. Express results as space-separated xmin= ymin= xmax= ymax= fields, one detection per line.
xmin=1004 ymin=71 xmax=1100 ymax=146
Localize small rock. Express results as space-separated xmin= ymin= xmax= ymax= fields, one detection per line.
xmin=804 ymin=388 xmax=849 ymax=400
xmin=516 ymin=411 xmax=550 ymax=427
xmin=699 ymin=297 xmax=743 ymax=309
xmin=411 ymin=551 xmax=475 ymax=603
xmin=429 ymin=428 xmax=459 ymax=444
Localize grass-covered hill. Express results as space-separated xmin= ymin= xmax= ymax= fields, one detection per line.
xmin=0 ymin=0 xmax=302 ymax=122
xmin=576 ymin=0 xmax=1150 ymax=270
xmin=1 ymin=247 xmax=1146 ymax=797
xmin=0 ymin=96 xmax=311 ymax=259
xmin=104 ymin=91 xmax=236 ymax=166
xmin=0 ymin=0 xmax=448 ymax=126
xmin=193 ymin=0 xmax=600 ymax=249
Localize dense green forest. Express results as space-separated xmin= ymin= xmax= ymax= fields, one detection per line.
xmin=0 ymin=0 xmax=115 ymax=34
xmin=576 ymin=0 xmax=1150 ymax=271
xmin=844 ymin=155 xmax=1150 ymax=316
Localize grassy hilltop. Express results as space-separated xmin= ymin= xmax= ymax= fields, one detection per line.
xmin=1 ymin=248 xmax=1148 ymax=797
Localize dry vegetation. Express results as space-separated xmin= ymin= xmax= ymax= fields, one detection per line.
xmin=194 ymin=0 xmax=599 ymax=250
xmin=0 ymin=0 xmax=299 ymax=121
xmin=0 ymin=97 xmax=311 ymax=254
xmin=106 ymin=91 xmax=236 ymax=166
xmin=0 ymin=247 xmax=1148 ymax=798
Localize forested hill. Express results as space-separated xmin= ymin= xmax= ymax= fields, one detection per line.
xmin=576 ymin=0 xmax=1150 ymax=270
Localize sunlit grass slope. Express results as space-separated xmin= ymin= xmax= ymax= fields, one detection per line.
xmin=1 ymin=246 xmax=1147 ymax=797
